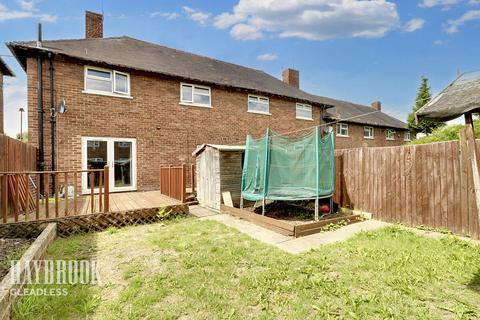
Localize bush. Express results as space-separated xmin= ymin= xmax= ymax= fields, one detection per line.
xmin=408 ymin=120 xmax=480 ymax=145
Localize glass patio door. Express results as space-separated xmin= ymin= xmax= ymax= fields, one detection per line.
xmin=82 ymin=137 xmax=137 ymax=193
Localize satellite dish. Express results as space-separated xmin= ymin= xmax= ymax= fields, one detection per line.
xmin=58 ymin=100 xmax=67 ymax=114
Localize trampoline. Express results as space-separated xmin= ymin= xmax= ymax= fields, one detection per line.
xmin=240 ymin=126 xmax=334 ymax=220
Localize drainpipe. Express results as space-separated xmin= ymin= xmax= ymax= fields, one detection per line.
xmin=49 ymin=53 xmax=55 ymax=193
xmin=37 ymin=23 xmax=45 ymax=195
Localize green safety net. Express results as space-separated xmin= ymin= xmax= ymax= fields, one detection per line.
xmin=241 ymin=127 xmax=334 ymax=201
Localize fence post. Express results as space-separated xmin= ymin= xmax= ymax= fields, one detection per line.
xmin=191 ymin=164 xmax=195 ymax=193
xmin=2 ymin=175 xmax=7 ymax=223
xmin=104 ymin=165 xmax=109 ymax=213
xmin=181 ymin=163 xmax=186 ymax=203
xmin=168 ymin=165 xmax=172 ymax=197
xmin=159 ymin=166 xmax=162 ymax=194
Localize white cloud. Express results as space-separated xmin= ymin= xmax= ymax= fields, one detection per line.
xmin=182 ymin=6 xmax=210 ymax=25
xmin=214 ymin=0 xmax=400 ymax=41
xmin=149 ymin=11 xmax=180 ymax=20
xmin=403 ymin=18 xmax=425 ymax=32
xmin=420 ymin=0 xmax=463 ymax=8
xmin=445 ymin=9 xmax=480 ymax=33
xmin=230 ymin=23 xmax=263 ymax=40
xmin=256 ymin=53 xmax=277 ymax=61
xmin=0 ymin=2 xmax=56 ymax=22
xmin=16 ymin=0 xmax=35 ymax=11
xmin=433 ymin=39 xmax=445 ymax=44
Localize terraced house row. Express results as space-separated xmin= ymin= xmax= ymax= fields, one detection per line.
xmin=5 ymin=11 xmax=411 ymax=192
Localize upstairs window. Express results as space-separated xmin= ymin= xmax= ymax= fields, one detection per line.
xmin=386 ymin=129 xmax=396 ymax=140
xmin=364 ymin=126 xmax=374 ymax=139
xmin=296 ymin=103 xmax=313 ymax=120
xmin=85 ymin=67 xmax=130 ymax=96
xmin=180 ymin=83 xmax=211 ymax=107
xmin=248 ymin=95 xmax=270 ymax=114
xmin=336 ymin=123 xmax=349 ymax=137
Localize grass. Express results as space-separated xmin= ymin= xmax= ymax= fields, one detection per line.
xmin=14 ymin=217 xmax=480 ymax=319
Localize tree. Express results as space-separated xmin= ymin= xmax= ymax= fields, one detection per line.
xmin=407 ymin=76 xmax=445 ymax=135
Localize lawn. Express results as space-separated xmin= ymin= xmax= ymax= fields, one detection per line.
xmin=14 ymin=216 xmax=480 ymax=319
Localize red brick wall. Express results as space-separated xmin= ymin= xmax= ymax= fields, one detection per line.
xmin=0 ymin=75 xmax=3 ymax=133
xmin=333 ymin=122 xmax=409 ymax=149
xmin=27 ymin=56 xmax=329 ymax=191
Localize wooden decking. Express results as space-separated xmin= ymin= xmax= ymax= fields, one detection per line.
xmin=6 ymin=191 xmax=181 ymax=223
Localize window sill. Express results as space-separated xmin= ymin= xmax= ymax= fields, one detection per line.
xmin=296 ymin=117 xmax=314 ymax=121
xmin=179 ymin=102 xmax=213 ymax=109
xmin=82 ymin=90 xmax=133 ymax=99
xmin=248 ymin=110 xmax=271 ymax=116
xmin=336 ymin=134 xmax=349 ymax=138
xmin=404 ymin=139 xmax=411 ymax=142
xmin=364 ymin=137 xmax=374 ymax=140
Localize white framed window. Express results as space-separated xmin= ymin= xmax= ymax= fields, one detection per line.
xmin=296 ymin=103 xmax=313 ymax=120
xmin=248 ymin=95 xmax=270 ymax=115
xmin=336 ymin=123 xmax=349 ymax=137
xmin=180 ymin=83 xmax=211 ymax=107
xmin=386 ymin=129 xmax=396 ymax=140
xmin=84 ymin=66 xmax=131 ymax=97
xmin=404 ymin=131 xmax=411 ymax=141
xmin=364 ymin=126 xmax=374 ymax=139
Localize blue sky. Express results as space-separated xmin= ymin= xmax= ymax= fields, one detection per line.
xmin=1 ymin=0 xmax=479 ymax=137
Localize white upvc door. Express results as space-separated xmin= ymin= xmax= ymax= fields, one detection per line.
xmin=81 ymin=137 xmax=137 ymax=194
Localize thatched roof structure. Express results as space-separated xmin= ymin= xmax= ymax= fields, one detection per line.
xmin=416 ymin=72 xmax=480 ymax=121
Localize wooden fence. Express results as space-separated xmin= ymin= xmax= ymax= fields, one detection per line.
xmin=333 ymin=140 xmax=480 ymax=239
xmin=159 ymin=164 xmax=195 ymax=202
xmin=0 ymin=134 xmax=36 ymax=172
xmin=0 ymin=167 xmax=110 ymax=224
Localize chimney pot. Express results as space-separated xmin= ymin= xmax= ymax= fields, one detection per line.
xmin=282 ymin=68 xmax=300 ymax=89
xmin=371 ymin=101 xmax=382 ymax=111
xmin=86 ymin=11 xmax=103 ymax=39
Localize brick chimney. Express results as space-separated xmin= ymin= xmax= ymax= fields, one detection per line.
xmin=282 ymin=68 xmax=300 ymax=88
xmin=86 ymin=11 xmax=103 ymax=39
xmin=371 ymin=101 xmax=382 ymax=111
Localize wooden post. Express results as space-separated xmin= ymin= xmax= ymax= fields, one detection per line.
xmin=73 ymin=172 xmax=78 ymax=214
xmin=104 ymin=165 xmax=109 ymax=213
xmin=98 ymin=171 xmax=103 ymax=212
xmin=90 ymin=172 xmax=94 ymax=213
xmin=44 ymin=173 xmax=49 ymax=218
xmin=25 ymin=173 xmax=30 ymax=221
xmin=464 ymin=112 xmax=480 ymax=221
xmin=35 ymin=174 xmax=40 ymax=220
xmin=181 ymin=163 xmax=186 ymax=203
xmin=64 ymin=172 xmax=68 ymax=216
xmin=2 ymin=175 xmax=7 ymax=223
xmin=54 ymin=172 xmax=59 ymax=217
xmin=168 ymin=164 xmax=172 ymax=197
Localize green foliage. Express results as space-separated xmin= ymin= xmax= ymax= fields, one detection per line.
xmin=409 ymin=119 xmax=480 ymax=145
xmin=16 ymin=132 xmax=28 ymax=142
xmin=407 ymin=76 xmax=445 ymax=135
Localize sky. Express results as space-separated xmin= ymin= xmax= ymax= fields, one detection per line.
xmin=1 ymin=0 xmax=480 ymax=137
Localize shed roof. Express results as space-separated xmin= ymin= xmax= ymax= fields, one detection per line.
xmin=322 ymin=96 xmax=408 ymax=129
xmin=416 ymin=72 xmax=480 ymax=122
xmin=7 ymin=36 xmax=333 ymax=107
xmin=192 ymin=144 xmax=245 ymax=157
xmin=0 ymin=57 xmax=14 ymax=76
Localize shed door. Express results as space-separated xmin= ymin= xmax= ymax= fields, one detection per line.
xmin=197 ymin=148 xmax=220 ymax=210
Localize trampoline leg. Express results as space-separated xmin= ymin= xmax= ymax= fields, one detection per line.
xmin=329 ymin=197 xmax=333 ymax=214
xmin=240 ymin=196 xmax=244 ymax=210
xmin=262 ymin=198 xmax=265 ymax=216
xmin=315 ymin=197 xmax=319 ymax=221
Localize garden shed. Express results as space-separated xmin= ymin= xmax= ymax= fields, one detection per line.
xmin=192 ymin=144 xmax=245 ymax=210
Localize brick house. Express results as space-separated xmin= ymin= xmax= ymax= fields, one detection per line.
xmin=0 ymin=58 xmax=14 ymax=134
xmin=7 ymin=11 xmax=409 ymax=192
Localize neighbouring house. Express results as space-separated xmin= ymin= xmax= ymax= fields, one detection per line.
xmin=0 ymin=58 xmax=14 ymax=134
xmin=7 ymin=11 xmax=409 ymax=193
xmin=321 ymin=98 xmax=411 ymax=149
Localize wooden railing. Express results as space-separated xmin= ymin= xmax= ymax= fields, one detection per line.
xmin=159 ymin=164 xmax=195 ymax=203
xmin=0 ymin=166 xmax=110 ymax=224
